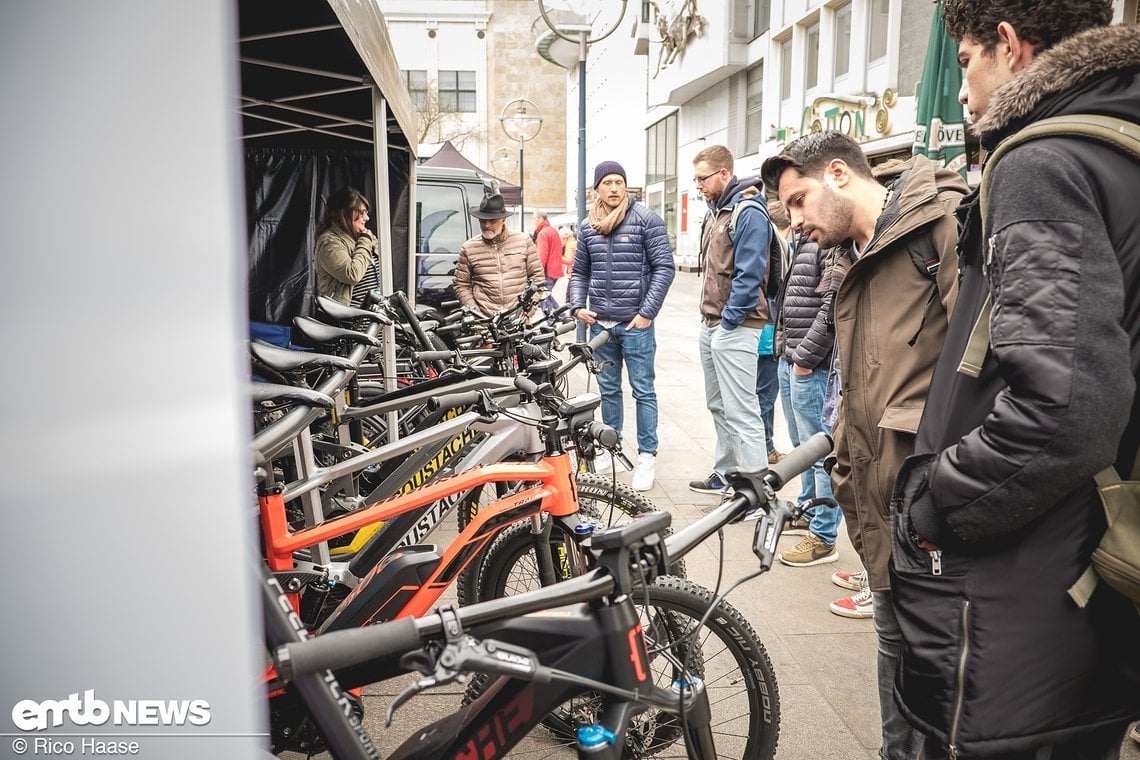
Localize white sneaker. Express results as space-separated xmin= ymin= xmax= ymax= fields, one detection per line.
xmin=591 ymin=450 xmax=614 ymax=473
xmin=631 ymin=453 xmax=656 ymax=492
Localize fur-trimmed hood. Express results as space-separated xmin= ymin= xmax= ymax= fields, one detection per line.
xmin=977 ymin=24 xmax=1140 ymax=138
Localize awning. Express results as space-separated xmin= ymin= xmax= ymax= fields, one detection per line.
xmin=238 ymin=0 xmax=416 ymax=151
xmin=912 ymin=3 xmax=967 ymax=179
xmin=422 ymin=141 xmax=521 ymax=205
xmin=239 ymin=0 xmax=418 ymax=326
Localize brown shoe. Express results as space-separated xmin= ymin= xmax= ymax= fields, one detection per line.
xmin=768 ymin=450 xmax=786 ymax=464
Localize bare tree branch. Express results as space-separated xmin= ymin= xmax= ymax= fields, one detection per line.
xmin=413 ymin=86 xmax=486 ymax=148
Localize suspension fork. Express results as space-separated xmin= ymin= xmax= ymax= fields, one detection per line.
xmin=529 ymin=514 xmax=559 ymax=587
xmin=677 ymin=677 xmax=716 ymax=759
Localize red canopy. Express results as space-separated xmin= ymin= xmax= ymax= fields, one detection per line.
xmin=422 ymin=141 xmax=521 ymax=205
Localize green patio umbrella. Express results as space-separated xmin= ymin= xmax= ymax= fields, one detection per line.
xmin=912 ymin=2 xmax=968 ymax=179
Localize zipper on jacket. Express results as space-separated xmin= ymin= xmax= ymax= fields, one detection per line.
xmin=947 ymin=599 xmax=971 ymax=760
xmin=929 ymin=550 xmax=942 ymax=576
xmin=604 ymin=236 xmax=614 ymax=314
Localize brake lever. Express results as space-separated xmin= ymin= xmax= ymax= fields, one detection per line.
xmin=752 ymin=497 xmax=794 ymax=572
xmin=385 ymin=635 xmax=546 ymax=725
xmin=612 ymin=446 xmax=634 ymax=472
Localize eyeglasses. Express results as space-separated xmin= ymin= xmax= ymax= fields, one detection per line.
xmin=693 ymin=169 xmax=721 ymax=186
xmin=353 ymin=207 xmax=370 ymax=218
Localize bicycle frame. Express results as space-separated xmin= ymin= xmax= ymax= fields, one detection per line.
xmin=335 ymin=400 xmax=546 ymax=574
xmin=261 ymin=443 xmax=580 ymax=624
xmin=381 ymin=596 xmax=674 ymax=760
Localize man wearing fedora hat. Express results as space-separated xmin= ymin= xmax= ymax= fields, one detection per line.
xmin=454 ymin=193 xmax=544 ymax=317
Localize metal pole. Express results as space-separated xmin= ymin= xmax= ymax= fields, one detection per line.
xmin=519 ymin=136 xmax=526 ymax=232
xmin=577 ymin=31 xmax=588 ymax=226
xmin=372 ymin=87 xmax=399 ymax=443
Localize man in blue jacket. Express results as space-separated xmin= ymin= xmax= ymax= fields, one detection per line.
xmin=569 ymin=161 xmax=675 ymax=492
xmin=688 ymin=145 xmax=776 ymax=513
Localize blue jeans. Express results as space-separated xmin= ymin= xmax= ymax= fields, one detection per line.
xmin=755 ymin=355 xmax=779 ymax=454
xmin=541 ymin=277 xmax=559 ymax=314
xmin=778 ymin=358 xmax=841 ymax=545
xmin=875 ymin=592 xmax=924 ymax=760
xmin=699 ymin=323 xmax=767 ymax=475
xmin=590 ymin=321 xmax=659 ymax=455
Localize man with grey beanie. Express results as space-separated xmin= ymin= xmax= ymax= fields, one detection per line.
xmin=568 ymin=161 xmax=675 ymax=491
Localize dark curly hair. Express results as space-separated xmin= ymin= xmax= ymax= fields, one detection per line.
xmin=940 ymin=0 xmax=1112 ymax=51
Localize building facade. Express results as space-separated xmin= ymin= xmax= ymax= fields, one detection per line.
xmin=380 ymin=0 xmax=569 ymax=213
xmin=548 ymin=0 xmax=1136 ymax=266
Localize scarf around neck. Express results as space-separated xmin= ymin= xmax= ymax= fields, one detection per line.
xmin=589 ymin=195 xmax=629 ymax=236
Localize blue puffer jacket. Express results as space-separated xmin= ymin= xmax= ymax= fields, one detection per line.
xmin=568 ymin=201 xmax=675 ymax=322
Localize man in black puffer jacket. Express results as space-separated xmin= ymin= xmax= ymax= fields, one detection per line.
xmin=569 ymin=161 xmax=675 ymax=492
xmin=891 ymin=2 xmax=1140 ymax=758
xmin=769 ymin=201 xmax=844 ymax=571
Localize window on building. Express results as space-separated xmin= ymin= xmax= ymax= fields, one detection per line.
xmin=404 ymin=69 xmax=428 ymax=110
xmin=868 ymin=0 xmax=889 ymax=61
xmin=438 ymin=70 xmax=476 ymax=112
xmin=745 ymin=62 xmax=764 ymax=152
xmin=834 ymin=3 xmax=852 ymax=77
xmin=805 ymin=23 xmax=820 ymax=90
xmin=780 ymin=41 xmax=792 ymax=100
xmin=645 ymin=113 xmax=677 ymax=186
xmin=751 ymin=0 xmax=770 ymax=38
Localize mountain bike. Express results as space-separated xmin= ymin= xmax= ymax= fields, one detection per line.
xmin=263 ymin=433 xmax=833 ymax=759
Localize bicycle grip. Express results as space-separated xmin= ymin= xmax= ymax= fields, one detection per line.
xmin=427 ymin=390 xmax=483 ymax=412
xmin=413 ymin=350 xmax=453 ymax=362
xmin=587 ymin=329 xmax=610 ymax=351
xmin=552 ymin=319 xmax=576 ymax=336
xmin=586 ymin=421 xmax=619 ymax=449
xmin=517 ymin=343 xmax=545 ymax=359
xmin=766 ymin=432 xmax=832 ymax=490
xmin=284 ymin=617 xmax=421 ymax=678
xmin=512 ymin=375 xmax=539 ymax=396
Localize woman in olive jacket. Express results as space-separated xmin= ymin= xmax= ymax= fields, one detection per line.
xmin=314 ymin=187 xmax=379 ymax=306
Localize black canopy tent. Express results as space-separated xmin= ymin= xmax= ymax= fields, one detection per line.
xmin=239 ymin=0 xmax=418 ymax=330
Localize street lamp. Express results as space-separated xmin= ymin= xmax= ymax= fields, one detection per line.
xmin=499 ymin=98 xmax=543 ymax=232
xmin=489 ymin=147 xmax=517 ymax=186
xmin=536 ymin=1 xmax=628 ymax=226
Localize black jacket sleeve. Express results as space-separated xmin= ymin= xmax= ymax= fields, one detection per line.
xmin=923 ymin=144 xmax=1134 ymax=545
xmin=789 ymin=245 xmax=835 ymax=369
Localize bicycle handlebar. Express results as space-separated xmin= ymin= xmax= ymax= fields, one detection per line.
xmin=412 ymin=350 xmax=454 ymax=362
xmin=765 ymin=432 xmax=832 ymax=490
xmin=426 ymin=390 xmax=484 ymax=412
xmin=585 ymin=420 xmax=619 ymax=449
xmin=278 ymin=617 xmax=421 ymax=680
xmin=557 ymin=329 xmax=611 ymax=377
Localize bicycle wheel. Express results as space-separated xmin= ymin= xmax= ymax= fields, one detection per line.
xmin=472 ymin=473 xmax=685 ymax=603
xmin=465 ymin=575 xmax=779 ymax=760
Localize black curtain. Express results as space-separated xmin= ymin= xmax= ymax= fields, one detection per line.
xmin=245 ymin=147 xmax=373 ymax=324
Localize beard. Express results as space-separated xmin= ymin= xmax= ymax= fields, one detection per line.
xmin=806 ymin=185 xmax=855 ymax=249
